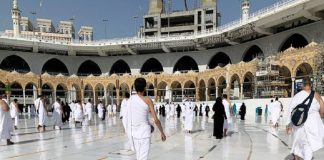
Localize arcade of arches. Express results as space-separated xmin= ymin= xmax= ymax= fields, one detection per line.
xmin=0 ymin=41 xmax=322 ymax=110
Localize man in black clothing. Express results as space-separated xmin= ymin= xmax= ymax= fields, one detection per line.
xmin=176 ymin=104 xmax=182 ymax=118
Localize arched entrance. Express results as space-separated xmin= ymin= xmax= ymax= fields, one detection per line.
xmin=10 ymin=82 xmax=23 ymax=98
xmin=208 ymin=52 xmax=231 ymax=69
xmin=146 ymin=83 xmax=155 ymax=98
xmin=56 ymin=84 xmax=68 ymax=102
xmin=25 ymin=83 xmax=38 ymax=103
xmin=208 ymin=78 xmax=216 ymax=101
xmin=198 ymin=80 xmax=206 ymax=101
xmin=184 ymin=81 xmax=196 ymax=100
xmin=110 ymin=60 xmax=131 ymax=76
xmin=217 ymin=76 xmax=227 ymax=97
xmin=84 ymin=84 xmax=94 ymax=102
xmin=70 ymin=84 xmax=81 ymax=102
xmin=173 ymin=56 xmax=199 ymax=73
xmin=77 ymin=60 xmax=102 ymax=76
xmin=141 ymin=58 xmax=164 ymax=74
xmin=295 ymin=63 xmax=313 ymax=93
xmin=243 ymin=45 xmax=264 ymax=62
xmin=243 ymin=72 xmax=254 ymax=99
xmin=157 ymin=81 xmax=167 ymax=102
xmin=119 ymin=83 xmax=130 ymax=99
xmin=42 ymin=58 xmax=69 ymax=75
xmin=0 ymin=55 xmax=31 ymax=73
xmin=95 ymin=84 xmax=105 ymax=105
xmin=42 ymin=83 xmax=53 ymax=104
xmin=279 ymin=66 xmax=292 ymax=97
xmin=107 ymin=83 xmax=116 ymax=104
xmin=279 ymin=34 xmax=309 ymax=52
xmin=230 ymin=74 xmax=241 ymax=100
xmin=171 ymin=81 xmax=182 ymax=102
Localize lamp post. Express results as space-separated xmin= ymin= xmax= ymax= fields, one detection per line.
xmin=30 ymin=11 xmax=37 ymax=38
xmin=103 ymin=19 xmax=108 ymax=39
xmin=133 ymin=16 xmax=138 ymax=37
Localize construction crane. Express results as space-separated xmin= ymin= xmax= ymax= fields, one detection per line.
xmin=184 ymin=0 xmax=188 ymax=11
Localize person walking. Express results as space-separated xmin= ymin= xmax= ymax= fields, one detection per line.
xmin=286 ymin=77 xmax=324 ymax=160
xmin=213 ymin=97 xmax=226 ymax=139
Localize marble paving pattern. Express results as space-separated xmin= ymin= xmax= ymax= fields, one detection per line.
xmin=0 ymin=114 xmax=323 ymax=160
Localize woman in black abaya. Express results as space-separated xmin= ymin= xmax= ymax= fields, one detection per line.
xmin=213 ymin=97 xmax=227 ymax=139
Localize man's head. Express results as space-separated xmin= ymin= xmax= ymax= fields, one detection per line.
xmin=88 ymin=99 xmax=92 ymax=103
xmin=275 ymin=97 xmax=279 ymax=101
xmin=14 ymin=99 xmax=18 ymax=103
xmin=223 ymin=94 xmax=228 ymax=99
xmin=271 ymin=99 xmax=273 ymax=103
xmin=2 ymin=94 xmax=7 ymax=99
xmin=134 ymin=78 xmax=146 ymax=93
xmin=125 ymin=92 xmax=130 ymax=99
xmin=302 ymin=76 xmax=312 ymax=88
xmin=56 ymin=98 xmax=60 ymax=102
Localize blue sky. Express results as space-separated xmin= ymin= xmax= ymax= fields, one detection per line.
xmin=0 ymin=0 xmax=278 ymax=40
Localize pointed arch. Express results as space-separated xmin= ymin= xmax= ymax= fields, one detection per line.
xmin=141 ymin=58 xmax=164 ymax=74
xmin=208 ymin=52 xmax=231 ymax=69
xmin=77 ymin=60 xmax=102 ymax=76
xmin=242 ymin=45 xmax=264 ymax=62
xmin=173 ymin=56 xmax=199 ymax=73
xmin=0 ymin=55 xmax=30 ymax=73
xmin=110 ymin=60 xmax=131 ymax=75
xmin=279 ymin=33 xmax=309 ymax=52
xmin=42 ymin=58 xmax=69 ymax=75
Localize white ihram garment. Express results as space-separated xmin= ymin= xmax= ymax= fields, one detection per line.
xmin=9 ymin=102 xmax=19 ymax=126
xmin=35 ymin=98 xmax=47 ymax=126
xmin=107 ymin=105 xmax=112 ymax=115
xmin=0 ymin=101 xmax=13 ymax=140
xmin=269 ymin=101 xmax=282 ymax=124
xmin=222 ymin=99 xmax=231 ymax=129
xmin=113 ymin=104 xmax=117 ymax=115
xmin=120 ymin=99 xmax=128 ymax=129
xmin=52 ymin=102 xmax=63 ymax=127
xmin=85 ymin=102 xmax=93 ymax=121
xmin=74 ymin=104 xmax=83 ymax=122
xmin=97 ymin=103 xmax=104 ymax=119
xmin=170 ymin=104 xmax=175 ymax=117
xmin=184 ymin=102 xmax=194 ymax=131
xmin=126 ymin=95 xmax=151 ymax=160
xmin=286 ymin=91 xmax=324 ymax=160
xmin=165 ymin=104 xmax=170 ymax=119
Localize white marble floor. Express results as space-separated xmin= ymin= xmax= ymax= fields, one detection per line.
xmin=0 ymin=114 xmax=323 ymax=160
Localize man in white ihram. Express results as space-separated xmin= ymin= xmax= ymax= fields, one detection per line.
xmin=222 ymin=94 xmax=231 ymax=136
xmin=165 ymin=102 xmax=170 ymax=120
xmin=35 ymin=95 xmax=48 ymax=132
xmin=126 ymin=78 xmax=166 ymax=160
xmin=286 ymin=77 xmax=324 ymax=160
xmin=112 ymin=103 xmax=117 ymax=117
xmin=184 ymin=98 xmax=194 ymax=133
xmin=269 ymin=97 xmax=282 ymax=128
xmin=0 ymin=94 xmax=14 ymax=145
xmin=85 ymin=99 xmax=93 ymax=124
xmin=9 ymin=99 xmax=19 ymax=130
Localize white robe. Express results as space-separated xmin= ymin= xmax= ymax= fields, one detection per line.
xmin=170 ymin=104 xmax=175 ymax=117
xmin=165 ymin=104 xmax=170 ymax=119
xmin=97 ymin=103 xmax=104 ymax=119
xmin=85 ymin=102 xmax=93 ymax=121
xmin=74 ymin=104 xmax=83 ymax=122
xmin=286 ymin=91 xmax=324 ymax=160
xmin=52 ymin=102 xmax=63 ymax=127
xmin=107 ymin=105 xmax=112 ymax=115
xmin=120 ymin=99 xmax=129 ymax=129
xmin=9 ymin=102 xmax=19 ymax=126
xmin=112 ymin=104 xmax=117 ymax=115
xmin=269 ymin=101 xmax=282 ymax=124
xmin=184 ymin=102 xmax=194 ymax=131
xmin=35 ymin=98 xmax=47 ymax=126
xmin=0 ymin=102 xmax=13 ymax=140
xmin=223 ymin=99 xmax=231 ymax=129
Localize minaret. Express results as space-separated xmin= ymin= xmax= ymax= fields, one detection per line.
xmin=148 ymin=0 xmax=164 ymax=15
xmin=242 ymin=0 xmax=250 ymax=22
xmin=12 ymin=0 xmax=21 ymax=37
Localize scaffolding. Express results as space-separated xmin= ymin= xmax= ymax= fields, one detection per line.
xmin=255 ymin=56 xmax=289 ymax=98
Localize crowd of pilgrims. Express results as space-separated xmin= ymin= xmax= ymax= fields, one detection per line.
xmin=0 ymin=92 xmax=248 ymax=145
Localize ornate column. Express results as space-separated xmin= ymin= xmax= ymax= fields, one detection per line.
xmin=104 ymin=87 xmax=108 ymax=106
xmin=226 ymin=83 xmax=230 ymax=98
xmin=93 ymin=89 xmax=96 ymax=106
xmin=154 ymin=88 xmax=158 ymax=102
xmin=53 ymin=89 xmax=57 ymax=102
xmin=216 ymin=86 xmax=219 ymax=98
xmin=23 ymin=88 xmax=26 ymax=107
xmin=205 ymin=87 xmax=209 ymax=101
xmin=240 ymin=83 xmax=243 ymax=100
xmin=195 ymin=87 xmax=200 ymax=101
xmin=291 ymin=77 xmax=295 ymax=97
xmin=116 ymin=88 xmax=120 ymax=106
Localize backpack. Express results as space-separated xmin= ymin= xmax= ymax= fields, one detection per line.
xmin=291 ymin=91 xmax=315 ymax=126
